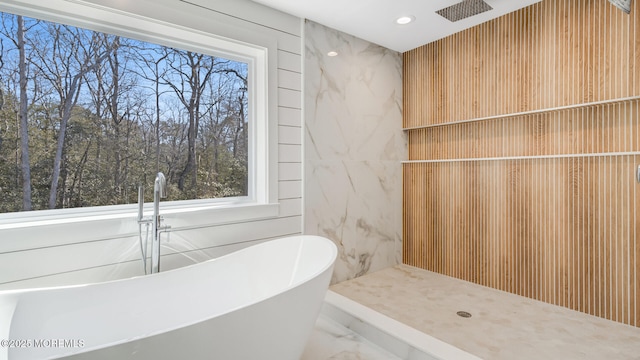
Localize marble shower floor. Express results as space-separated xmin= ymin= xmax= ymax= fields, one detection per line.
xmin=302 ymin=314 xmax=401 ymax=360
xmin=330 ymin=265 xmax=640 ymax=360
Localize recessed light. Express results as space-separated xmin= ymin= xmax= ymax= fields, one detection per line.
xmin=396 ymin=15 xmax=415 ymax=25
xmin=327 ymin=51 xmax=338 ymax=57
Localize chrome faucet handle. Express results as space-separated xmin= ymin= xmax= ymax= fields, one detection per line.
xmin=159 ymin=224 xmax=172 ymax=242
xmin=137 ymin=186 xmax=152 ymax=224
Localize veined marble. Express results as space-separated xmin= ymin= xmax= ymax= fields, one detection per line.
xmin=302 ymin=314 xmax=401 ymax=360
xmin=331 ymin=265 xmax=640 ymax=360
xmin=304 ymin=20 xmax=405 ymax=283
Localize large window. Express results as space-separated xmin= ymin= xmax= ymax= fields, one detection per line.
xmin=0 ymin=9 xmax=258 ymax=213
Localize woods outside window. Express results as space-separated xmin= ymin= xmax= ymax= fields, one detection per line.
xmin=0 ymin=0 xmax=276 ymax=223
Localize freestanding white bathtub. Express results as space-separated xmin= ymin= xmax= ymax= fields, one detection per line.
xmin=0 ymin=235 xmax=337 ymax=360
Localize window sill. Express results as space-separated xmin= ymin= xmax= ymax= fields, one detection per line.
xmin=0 ymin=201 xmax=280 ymax=231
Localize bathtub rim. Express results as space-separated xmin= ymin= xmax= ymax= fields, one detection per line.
xmin=2 ymin=235 xmax=337 ymax=359
xmin=0 ymin=234 xmax=336 ymax=296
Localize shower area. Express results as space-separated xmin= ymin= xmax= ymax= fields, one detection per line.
xmin=319 ymin=1 xmax=640 ymax=358
xmin=401 ymin=0 xmax=639 ymax=328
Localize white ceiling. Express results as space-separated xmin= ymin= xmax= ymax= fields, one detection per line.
xmin=250 ymin=0 xmax=542 ymax=53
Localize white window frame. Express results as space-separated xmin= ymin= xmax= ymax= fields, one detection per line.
xmin=0 ymin=0 xmax=279 ymax=230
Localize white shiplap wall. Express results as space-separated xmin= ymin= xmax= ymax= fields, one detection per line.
xmin=0 ymin=0 xmax=303 ymax=290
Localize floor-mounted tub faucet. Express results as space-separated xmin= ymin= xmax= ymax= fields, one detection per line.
xmin=137 ymin=186 xmax=150 ymax=274
xmin=137 ymin=172 xmax=170 ymax=274
xmin=151 ymin=172 xmax=168 ymax=274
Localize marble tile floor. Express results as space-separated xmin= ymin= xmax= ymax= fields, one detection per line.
xmin=330 ymin=264 xmax=640 ymax=360
xmin=302 ymin=314 xmax=401 ymax=360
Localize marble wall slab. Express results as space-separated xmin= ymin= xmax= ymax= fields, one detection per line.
xmin=304 ymin=20 xmax=405 ymax=283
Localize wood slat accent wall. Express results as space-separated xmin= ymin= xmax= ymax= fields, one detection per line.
xmin=403 ymin=0 xmax=640 ymax=327
xmin=408 ymin=99 xmax=640 ymax=160
xmin=404 ymin=155 xmax=640 ymax=325
xmin=404 ymin=0 xmax=640 ymax=128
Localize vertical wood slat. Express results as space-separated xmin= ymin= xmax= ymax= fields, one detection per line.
xmin=402 ymin=0 xmax=640 ymax=327
xmin=408 ymin=100 xmax=640 ymax=160
xmin=403 ymin=155 xmax=640 ymax=327
xmin=403 ymin=0 xmax=640 ymax=128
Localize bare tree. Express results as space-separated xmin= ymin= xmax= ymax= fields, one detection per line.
xmin=200 ymin=65 xmax=247 ymax=190
xmin=15 ymin=16 xmax=32 ymax=210
xmin=0 ymin=12 xmax=249 ymax=212
xmin=83 ymin=35 xmax=149 ymax=203
xmin=0 ymin=15 xmax=37 ymax=210
xmin=162 ymin=49 xmax=215 ymax=194
xmin=106 ymin=36 xmax=126 ymax=196
xmin=131 ymin=44 xmax=169 ymax=173
xmin=29 ymin=23 xmax=116 ymax=208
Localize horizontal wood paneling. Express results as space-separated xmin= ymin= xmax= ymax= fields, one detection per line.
xmin=0 ymin=215 xmax=303 ymax=287
xmin=278 ymin=69 xmax=302 ymax=91
xmin=278 ymin=50 xmax=302 ymax=73
xmin=279 ymin=107 xmax=302 ymax=127
xmin=278 ymin=88 xmax=302 ymax=109
xmin=278 ymin=180 xmax=302 ymax=199
xmin=403 ymin=0 xmax=640 ymax=128
xmin=278 ymin=125 xmax=301 ymax=145
xmin=279 ymin=162 xmax=301 ymax=181
xmin=403 ymin=0 xmax=640 ymax=327
xmin=82 ymin=0 xmax=302 ymax=39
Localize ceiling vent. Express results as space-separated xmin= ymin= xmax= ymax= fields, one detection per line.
xmin=436 ymin=0 xmax=494 ymax=22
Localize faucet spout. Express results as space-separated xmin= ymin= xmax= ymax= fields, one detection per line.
xmin=151 ymin=172 xmax=167 ymax=274
xmin=154 ymin=172 xmax=167 ymax=199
